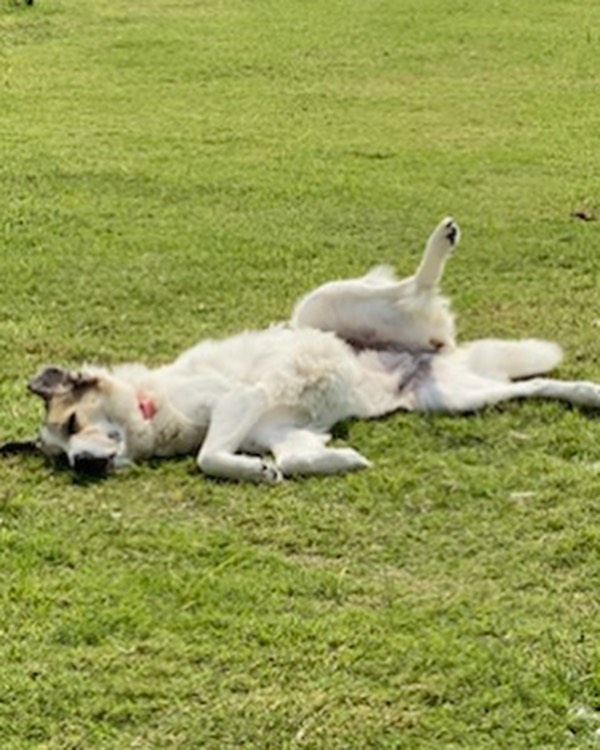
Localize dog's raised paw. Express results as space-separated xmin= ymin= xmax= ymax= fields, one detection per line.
xmin=443 ymin=217 xmax=460 ymax=247
xmin=427 ymin=216 xmax=461 ymax=258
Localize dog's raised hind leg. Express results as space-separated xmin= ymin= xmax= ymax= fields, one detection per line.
xmin=197 ymin=386 xmax=282 ymax=483
xmin=413 ymin=216 xmax=460 ymax=290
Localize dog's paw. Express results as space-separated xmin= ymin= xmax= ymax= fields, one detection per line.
xmin=261 ymin=461 xmax=283 ymax=484
xmin=428 ymin=216 xmax=461 ymax=255
xmin=337 ymin=448 xmax=371 ymax=471
xmin=443 ymin=217 xmax=460 ymax=247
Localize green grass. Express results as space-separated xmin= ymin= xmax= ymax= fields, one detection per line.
xmin=2 ymin=0 xmax=600 ymax=747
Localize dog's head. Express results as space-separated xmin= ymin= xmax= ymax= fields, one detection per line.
xmin=28 ymin=366 xmax=132 ymax=476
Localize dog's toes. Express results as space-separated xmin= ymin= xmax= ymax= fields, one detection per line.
xmin=443 ymin=217 xmax=460 ymax=247
xmin=428 ymin=216 xmax=461 ymax=256
xmin=338 ymin=448 xmax=371 ymax=470
xmin=262 ymin=462 xmax=283 ymax=484
xmin=438 ymin=217 xmax=460 ymax=248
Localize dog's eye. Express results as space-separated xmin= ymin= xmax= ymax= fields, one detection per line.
xmin=65 ymin=413 xmax=80 ymax=436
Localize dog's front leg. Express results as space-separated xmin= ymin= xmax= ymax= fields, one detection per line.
xmin=197 ymin=386 xmax=281 ymax=483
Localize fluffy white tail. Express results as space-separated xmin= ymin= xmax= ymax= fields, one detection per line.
xmin=459 ymin=339 xmax=563 ymax=381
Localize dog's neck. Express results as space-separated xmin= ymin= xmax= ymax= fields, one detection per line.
xmin=130 ymin=381 xmax=208 ymax=459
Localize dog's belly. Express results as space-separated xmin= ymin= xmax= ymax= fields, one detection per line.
xmin=173 ymin=326 xmax=356 ymax=387
xmin=167 ymin=326 xmax=435 ymax=434
xmin=166 ymin=325 xmax=364 ymax=422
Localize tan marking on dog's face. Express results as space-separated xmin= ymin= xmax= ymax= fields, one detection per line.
xmin=44 ymin=381 xmax=103 ymax=433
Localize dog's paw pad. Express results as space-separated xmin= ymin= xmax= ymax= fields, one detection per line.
xmin=428 ymin=216 xmax=461 ymax=256
xmin=443 ymin=218 xmax=460 ymax=247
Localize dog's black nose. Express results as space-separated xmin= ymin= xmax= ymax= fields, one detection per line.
xmin=72 ymin=452 xmax=114 ymax=476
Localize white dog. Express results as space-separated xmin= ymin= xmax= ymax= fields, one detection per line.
xmin=23 ymin=217 xmax=600 ymax=482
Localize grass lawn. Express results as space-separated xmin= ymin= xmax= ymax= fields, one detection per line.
xmin=2 ymin=0 xmax=600 ymax=747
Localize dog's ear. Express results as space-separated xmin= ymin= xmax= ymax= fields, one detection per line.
xmin=28 ymin=367 xmax=98 ymax=402
xmin=28 ymin=367 xmax=72 ymax=401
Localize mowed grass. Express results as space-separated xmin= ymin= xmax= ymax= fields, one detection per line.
xmin=2 ymin=0 xmax=600 ymax=747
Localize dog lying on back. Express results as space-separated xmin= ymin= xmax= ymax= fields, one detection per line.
xmin=22 ymin=217 xmax=600 ymax=482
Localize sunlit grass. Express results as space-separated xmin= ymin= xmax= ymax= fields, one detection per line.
xmin=1 ymin=0 xmax=600 ymax=747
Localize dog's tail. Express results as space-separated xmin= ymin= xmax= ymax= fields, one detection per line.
xmin=459 ymin=339 xmax=563 ymax=381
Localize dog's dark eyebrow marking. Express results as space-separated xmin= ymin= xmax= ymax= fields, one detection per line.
xmin=65 ymin=413 xmax=80 ymax=436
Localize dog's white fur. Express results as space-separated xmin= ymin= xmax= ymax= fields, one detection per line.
xmin=28 ymin=217 xmax=600 ymax=482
